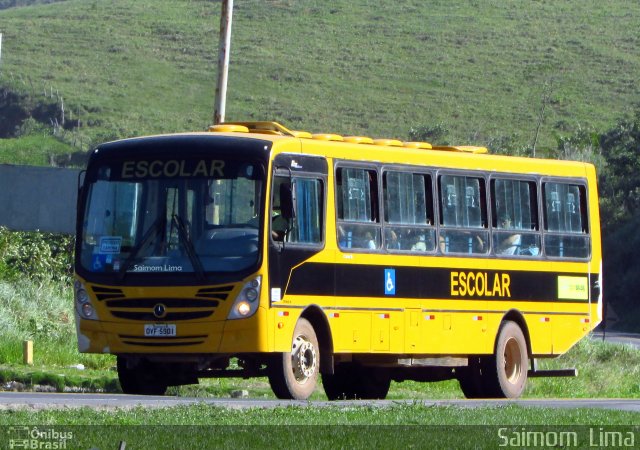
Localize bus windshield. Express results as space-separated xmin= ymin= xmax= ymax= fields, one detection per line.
xmin=79 ymin=158 xmax=264 ymax=276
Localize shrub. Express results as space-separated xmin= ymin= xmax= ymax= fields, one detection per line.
xmin=0 ymin=280 xmax=73 ymax=343
xmin=408 ymin=123 xmax=450 ymax=145
xmin=0 ymin=227 xmax=74 ymax=283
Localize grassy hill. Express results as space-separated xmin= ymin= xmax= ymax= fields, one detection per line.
xmin=0 ymin=0 xmax=639 ymax=158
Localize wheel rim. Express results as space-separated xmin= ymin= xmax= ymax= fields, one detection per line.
xmin=503 ymin=336 xmax=523 ymax=384
xmin=291 ymin=335 xmax=317 ymax=383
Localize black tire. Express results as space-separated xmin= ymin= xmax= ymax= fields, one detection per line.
xmin=356 ymin=367 xmax=391 ymax=399
xmin=322 ymin=364 xmax=357 ymax=400
xmin=322 ymin=364 xmax=391 ymax=400
xmin=458 ymin=356 xmax=488 ymax=399
xmin=484 ymin=321 xmax=529 ymax=398
xmin=117 ymin=356 xmax=168 ymax=396
xmin=268 ymin=318 xmax=319 ymax=400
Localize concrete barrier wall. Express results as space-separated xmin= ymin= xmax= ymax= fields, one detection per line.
xmin=0 ymin=164 xmax=80 ymax=234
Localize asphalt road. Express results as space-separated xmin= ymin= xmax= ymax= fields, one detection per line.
xmin=591 ymin=331 xmax=640 ymax=349
xmin=1 ymin=392 xmax=639 ymax=412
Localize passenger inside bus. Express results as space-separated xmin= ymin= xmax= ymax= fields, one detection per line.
xmin=385 ymin=229 xmax=401 ymax=250
xmin=411 ymin=232 xmax=429 ymax=251
xmin=440 ymin=231 xmax=486 ymax=254
xmin=338 ymin=224 xmax=379 ymax=250
xmin=496 ymin=216 xmax=522 ymax=255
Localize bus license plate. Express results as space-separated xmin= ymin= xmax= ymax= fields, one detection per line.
xmin=144 ymin=324 xmax=176 ymax=337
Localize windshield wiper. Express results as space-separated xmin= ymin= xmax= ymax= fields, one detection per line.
xmin=118 ymin=216 xmax=165 ymax=279
xmin=172 ymin=214 xmax=205 ymax=282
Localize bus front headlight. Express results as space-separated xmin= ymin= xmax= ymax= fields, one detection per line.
xmin=74 ymin=281 xmax=99 ymax=320
xmin=236 ymin=301 xmax=252 ymax=316
xmin=228 ymin=276 xmax=261 ymax=320
xmin=81 ymin=302 xmax=95 ymax=318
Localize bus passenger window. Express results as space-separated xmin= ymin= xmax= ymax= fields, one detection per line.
xmin=382 ymin=170 xmax=435 ymax=252
xmin=438 ymin=175 xmax=488 ymax=255
xmin=491 ymin=178 xmax=540 ymax=257
xmin=543 ymin=182 xmax=589 ymax=258
xmin=336 ymin=167 xmax=381 ymax=250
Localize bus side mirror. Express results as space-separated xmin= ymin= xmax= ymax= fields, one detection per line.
xmin=280 ymin=182 xmax=296 ymax=221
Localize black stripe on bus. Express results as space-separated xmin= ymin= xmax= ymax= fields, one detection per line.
xmin=285 ymin=262 xmax=598 ymax=303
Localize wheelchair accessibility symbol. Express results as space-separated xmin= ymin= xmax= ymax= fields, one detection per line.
xmin=384 ymin=268 xmax=396 ymax=295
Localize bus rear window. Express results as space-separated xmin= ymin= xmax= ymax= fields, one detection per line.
xmin=543 ymin=182 xmax=589 ymax=258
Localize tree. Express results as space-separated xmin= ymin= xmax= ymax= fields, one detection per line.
xmin=599 ymin=109 xmax=640 ymax=231
xmin=597 ymin=108 xmax=640 ymax=330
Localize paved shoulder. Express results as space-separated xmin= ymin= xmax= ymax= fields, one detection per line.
xmin=591 ymin=331 xmax=640 ymax=349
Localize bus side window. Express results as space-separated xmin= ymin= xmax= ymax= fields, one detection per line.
xmin=336 ymin=167 xmax=381 ymax=250
xmin=543 ymin=182 xmax=589 ymax=258
xmin=491 ymin=178 xmax=541 ymax=257
xmin=271 ymin=176 xmax=324 ymax=245
xmin=438 ymin=175 xmax=488 ymax=255
xmin=287 ymin=178 xmax=323 ymax=245
xmin=383 ymin=170 xmax=435 ymax=252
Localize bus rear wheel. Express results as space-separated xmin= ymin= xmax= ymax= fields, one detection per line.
xmin=117 ymin=356 xmax=168 ymax=396
xmin=485 ymin=321 xmax=528 ymax=398
xmin=458 ymin=321 xmax=528 ymax=399
xmin=458 ymin=356 xmax=488 ymax=399
xmin=268 ymin=318 xmax=319 ymax=400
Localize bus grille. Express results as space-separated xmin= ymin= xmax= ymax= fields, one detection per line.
xmin=90 ymin=285 xmax=234 ymax=321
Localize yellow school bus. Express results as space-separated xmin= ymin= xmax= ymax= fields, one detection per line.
xmin=74 ymin=121 xmax=602 ymax=399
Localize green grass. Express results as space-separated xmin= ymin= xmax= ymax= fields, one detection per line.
xmin=0 ymin=280 xmax=113 ymax=369
xmin=0 ymin=403 xmax=638 ymax=426
xmin=531 ymin=339 xmax=640 ymax=398
xmin=0 ymin=134 xmax=74 ymax=165
xmin=1 ymin=0 xmax=639 ymax=153
xmin=0 ymin=365 xmax=119 ymax=393
xmin=0 ymin=404 xmax=637 ymax=450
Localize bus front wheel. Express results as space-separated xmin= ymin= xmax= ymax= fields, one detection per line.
xmin=268 ymin=318 xmax=319 ymax=400
xmin=117 ymin=356 xmax=168 ymax=396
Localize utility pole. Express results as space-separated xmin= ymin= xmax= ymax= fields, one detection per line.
xmin=213 ymin=0 xmax=233 ymax=125
xmin=0 ymin=33 xmax=3 ymax=69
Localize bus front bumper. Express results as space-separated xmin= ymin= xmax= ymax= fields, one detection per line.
xmin=75 ymin=307 xmax=268 ymax=354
